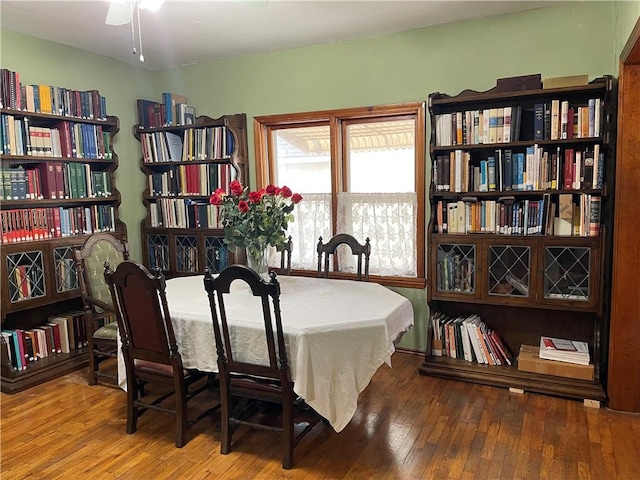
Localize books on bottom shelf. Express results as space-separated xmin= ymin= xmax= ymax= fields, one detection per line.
xmin=539 ymin=336 xmax=590 ymax=365
xmin=431 ymin=312 xmax=512 ymax=365
xmin=0 ymin=310 xmax=101 ymax=372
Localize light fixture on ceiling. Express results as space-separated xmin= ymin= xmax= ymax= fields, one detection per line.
xmin=105 ymin=0 xmax=165 ymax=63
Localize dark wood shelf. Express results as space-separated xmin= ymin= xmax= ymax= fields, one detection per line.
xmin=419 ymin=356 xmax=606 ymax=402
xmin=423 ymin=75 xmax=616 ymax=404
xmin=1 ymin=350 xmax=89 ymax=394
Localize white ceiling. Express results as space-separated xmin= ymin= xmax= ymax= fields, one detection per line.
xmin=1 ymin=0 xmax=558 ymax=71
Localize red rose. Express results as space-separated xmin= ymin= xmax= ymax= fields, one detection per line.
xmin=292 ymin=193 xmax=303 ymax=204
xmin=275 ymin=187 xmax=282 ymax=195
xmin=238 ymin=200 xmax=249 ymax=213
xmin=281 ymin=186 xmax=292 ymax=198
xmin=265 ymin=184 xmax=277 ymax=195
xmin=214 ymin=188 xmax=225 ymax=197
xmin=229 ymin=180 xmax=243 ymax=196
xmin=209 ymin=193 xmax=222 ymax=206
xmin=248 ymin=191 xmax=261 ymax=204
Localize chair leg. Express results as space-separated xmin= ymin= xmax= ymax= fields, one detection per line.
xmin=282 ymin=399 xmax=295 ymax=469
xmin=220 ymin=391 xmax=232 ymax=455
xmin=126 ymin=378 xmax=139 ymax=435
xmin=175 ymin=379 xmax=188 ymax=448
xmin=88 ymin=341 xmax=97 ymax=385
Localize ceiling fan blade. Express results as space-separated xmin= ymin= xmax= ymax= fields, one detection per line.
xmin=105 ymin=1 xmax=133 ymax=26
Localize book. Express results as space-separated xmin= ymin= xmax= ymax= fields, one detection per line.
xmin=539 ymin=336 xmax=590 ymax=366
xmin=588 ymin=196 xmax=601 ymax=237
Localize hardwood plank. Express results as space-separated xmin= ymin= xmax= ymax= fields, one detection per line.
xmin=2 ymin=351 xmax=640 ymax=479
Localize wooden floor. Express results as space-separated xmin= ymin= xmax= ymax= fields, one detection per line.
xmin=2 ymin=352 xmax=640 ymax=480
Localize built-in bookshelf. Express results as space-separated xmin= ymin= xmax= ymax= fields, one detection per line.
xmin=419 ymin=75 xmax=616 ymax=404
xmin=0 ymin=68 xmax=127 ymax=393
xmin=135 ymin=100 xmax=248 ymax=277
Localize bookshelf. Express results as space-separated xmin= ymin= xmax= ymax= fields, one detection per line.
xmin=0 ymin=69 xmax=127 ymax=393
xmin=419 ymin=76 xmax=616 ymax=403
xmin=136 ymin=111 xmax=248 ymax=277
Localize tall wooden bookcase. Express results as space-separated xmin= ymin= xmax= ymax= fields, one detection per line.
xmin=136 ymin=113 xmax=248 ymax=277
xmin=0 ymin=75 xmax=126 ymax=393
xmin=419 ymin=76 xmax=616 ymax=403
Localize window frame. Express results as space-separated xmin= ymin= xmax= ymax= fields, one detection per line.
xmin=253 ymin=102 xmax=426 ymax=288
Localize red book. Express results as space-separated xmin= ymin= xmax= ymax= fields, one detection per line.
xmin=36 ymin=163 xmax=57 ymax=200
xmin=52 ymin=207 xmax=62 ymax=238
xmin=563 ymin=149 xmax=574 ymax=190
xmin=56 ymin=122 xmax=73 ymax=158
xmin=54 ymin=161 xmax=65 ymax=199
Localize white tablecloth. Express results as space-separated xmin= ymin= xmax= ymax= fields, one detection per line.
xmin=119 ymin=275 xmax=413 ymax=432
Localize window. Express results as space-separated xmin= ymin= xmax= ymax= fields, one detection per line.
xmin=254 ymin=103 xmax=425 ymax=288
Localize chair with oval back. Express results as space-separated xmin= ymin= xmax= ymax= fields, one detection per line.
xmin=317 ymin=233 xmax=371 ymax=281
xmin=74 ymin=233 xmax=129 ymax=385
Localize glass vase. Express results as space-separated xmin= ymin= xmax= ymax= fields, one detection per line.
xmin=246 ymin=244 xmax=270 ymax=281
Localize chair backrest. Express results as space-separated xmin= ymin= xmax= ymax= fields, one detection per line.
xmin=104 ymin=260 xmax=181 ymax=368
xmin=317 ymin=233 xmax=371 ymax=281
xmin=75 ymin=233 xmax=129 ymax=312
xmin=203 ymin=265 xmax=290 ymax=383
xmin=280 ymin=235 xmax=293 ymax=275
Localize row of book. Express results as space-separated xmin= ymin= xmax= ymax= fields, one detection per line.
xmin=148 ymin=163 xmax=232 ymax=197
xmin=433 ymin=98 xmax=603 ymax=147
xmin=1 ymin=163 xmax=112 ymax=201
xmin=434 ymin=106 xmax=523 ymax=147
xmin=1 ymin=68 xmax=108 ymax=120
xmin=1 ymin=205 xmax=116 ymax=244
xmin=150 ymin=199 xmax=221 ymax=229
xmin=533 ymin=100 xmax=602 ymax=141
xmin=136 ymin=94 xmax=196 ymax=129
xmin=140 ymin=127 xmax=234 ymax=163
xmin=435 ymin=193 xmax=600 ymax=237
xmin=431 ymin=312 xmax=513 ymax=365
xmin=147 ymin=242 xmax=169 ymax=271
xmin=1 ymin=311 xmax=113 ymax=371
xmin=433 ymin=145 xmax=603 ymax=194
xmin=1 ymin=114 xmax=112 ymax=159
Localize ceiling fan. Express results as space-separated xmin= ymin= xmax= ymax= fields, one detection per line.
xmin=104 ymin=0 xmax=165 ymax=62
xmin=105 ymin=0 xmax=164 ymax=26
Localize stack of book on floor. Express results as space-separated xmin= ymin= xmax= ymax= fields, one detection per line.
xmin=517 ymin=336 xmax=594 ymax=381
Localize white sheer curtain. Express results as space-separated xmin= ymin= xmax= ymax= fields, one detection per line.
xmin=337 ymin=192 xmax=417 ymax=277
xmin=268 ymin=193 xmax=332 ymax=270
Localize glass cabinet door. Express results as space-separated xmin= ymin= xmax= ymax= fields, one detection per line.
xmin=6 ymin=250 xmax=46 ymax=303
xmin=486 ymin=243 xmax=532 ymax=300
xmin=147 ymin=234 xmax=170 ymax=271
xmin=54 ymin=246 xmax=78 ymax=293
xmin=434 ymin=242 xmax=476 ymax=295
xmin=175 ymin=235 xmax=198 ymax=274
xmin=204 ymin=236 xmax=229 ymax=274
xmin=543 ymin=246 xmax=592 ymax=302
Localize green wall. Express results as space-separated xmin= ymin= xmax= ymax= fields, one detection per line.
xmin=1 ymin=1 xmax=626 ymax=352
xmin=615 ymin=0 xmax=640 ymax=63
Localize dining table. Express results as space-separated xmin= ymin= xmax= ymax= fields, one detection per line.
xmin=119 ymin=274 xmax=414 ymax=432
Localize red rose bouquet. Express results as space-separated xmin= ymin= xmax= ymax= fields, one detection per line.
xmin=210 ymin=180 xmax=303 ymax=263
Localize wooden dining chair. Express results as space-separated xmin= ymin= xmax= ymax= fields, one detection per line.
xmin=104 ymin=260 xmax=216 ymax=448
xmin=280 ymin=235 xmax=293 ymax=274
xmin=203 ymin=265 xmax=322 ymax=469
xmin=74 ymin=232 xmax=129 ymax=386
xmin=317 ymin=233 xmax=371 ymax=281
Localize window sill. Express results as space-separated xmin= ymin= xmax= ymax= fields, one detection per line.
xmin=277 ymin=269 xmax=426 ymax=289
